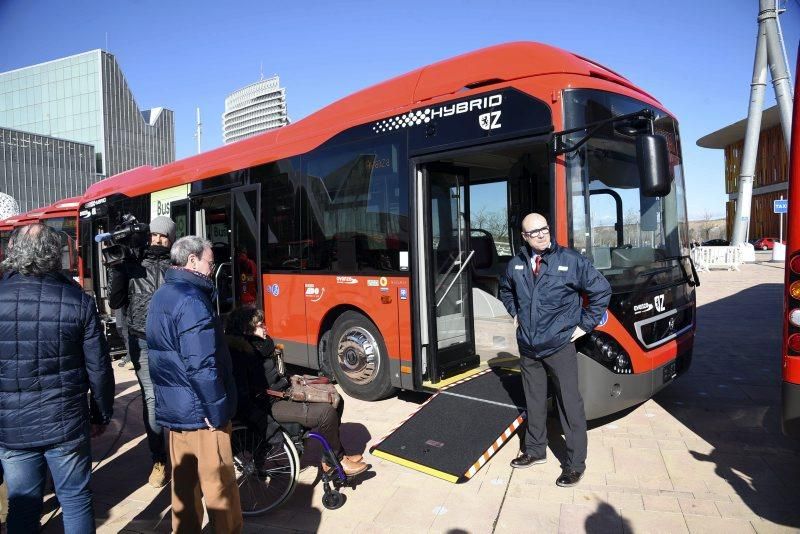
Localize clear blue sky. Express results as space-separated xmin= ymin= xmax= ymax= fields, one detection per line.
xmin=1 ymin=0 xmax=799 ymax=220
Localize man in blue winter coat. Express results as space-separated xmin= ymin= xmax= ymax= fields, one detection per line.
xmin=0 ymin=224 xmax=114 ymax=533
xmin=499 ymin=213 xmax=611 ymax=487
xmin=146 ymin=235 xmax=241 ymax=534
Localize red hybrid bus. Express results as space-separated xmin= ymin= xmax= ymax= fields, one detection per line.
xmin=782 ymin=52 xmax=800 ymax=438
xmin=78 ymin=42 xmax=696 ymax=418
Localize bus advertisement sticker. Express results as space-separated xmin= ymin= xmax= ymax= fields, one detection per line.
xmin=400 ymin=288 xmax=408 ymax=300
xmin=269 ymin=284 xmax=280 ymax=297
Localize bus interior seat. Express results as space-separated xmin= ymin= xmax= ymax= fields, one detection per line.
xmin=591 ymin=247 xmax=612 ymax=270
xmin=471 ymin=231 xmax=501 ymax=297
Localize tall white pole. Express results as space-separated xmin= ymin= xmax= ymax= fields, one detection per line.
xmin=762 ymin=0 xmax=794 ymax=154
xmin=194 ymin=107 xmax=202 ymax=154
xmin=731 ymin=18 xmax=769 ymax=246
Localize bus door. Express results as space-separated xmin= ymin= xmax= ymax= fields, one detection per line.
xmin=418 ymin=164 xmax=478 ymax=382
xmin=191 ymin=184 xmax=261 ymax=317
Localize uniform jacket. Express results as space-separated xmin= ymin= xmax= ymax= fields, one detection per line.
xmin=499 ymin=240 xmax=611 ymax=358
xmin=146 ymin=268 xmax=237 ymax=430
xmin=0 ymin=271 xmax=114 ymax=448
xmin=109 ymin=245 xmax=170 ymax=339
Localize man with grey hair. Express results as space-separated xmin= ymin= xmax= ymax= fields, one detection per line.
xmin=146 ymin=235 xmax=241 ymax=533
xmin=0 ymin=224 xmax=114 ymax=533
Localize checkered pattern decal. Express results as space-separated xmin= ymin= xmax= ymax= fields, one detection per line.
xmin=373 ymin=109 xmax=431 ymax=133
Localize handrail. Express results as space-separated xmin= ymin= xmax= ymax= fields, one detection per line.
xmin=214 ymin=262 xmax=232 ymax=315
xmin=436 ymin=250 xmax=475 ymax=308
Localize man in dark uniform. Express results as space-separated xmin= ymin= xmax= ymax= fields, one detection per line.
xmin=499 ymin=213 xmax=611 ymax=487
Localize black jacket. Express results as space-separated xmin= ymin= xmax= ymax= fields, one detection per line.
xmin=499 ymin=240 xmax=611 ymax=358
xmin=226 ymin=334 xmax=288 ymax=430
xmin=109 ymin=245 xmax=170 ymax=338
xmin=0 ymin=271 xmax=115 ymax=448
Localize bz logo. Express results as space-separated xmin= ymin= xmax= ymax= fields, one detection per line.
xmin=479 ymin=111 xmax=502 ymax=131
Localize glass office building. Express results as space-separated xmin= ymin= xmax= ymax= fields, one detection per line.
xmin=0 ymin=49 xmax=174 ymax=187
xmin=0 ymin=127 xmax=95 ymax=212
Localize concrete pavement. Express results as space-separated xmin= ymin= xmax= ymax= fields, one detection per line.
xmin=39 ymin=260 xmax=800 ymax=533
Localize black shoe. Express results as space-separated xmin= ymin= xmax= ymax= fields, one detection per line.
xmin=510 ymin=453 xmax=547 ymax=469
xmin=116 ymin=357 xmax=130 ymax=368
xmin=556 ymin=469 xmax=584 ymax=487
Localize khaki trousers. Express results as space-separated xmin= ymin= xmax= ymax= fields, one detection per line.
xmin=169 ymin=423 xmax=243 ymax=534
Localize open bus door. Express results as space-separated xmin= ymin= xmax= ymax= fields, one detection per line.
xmin=416 ymin=163 xmax=479 ymax=384
xmin=190 ymin=185 xmax=262 ymax=320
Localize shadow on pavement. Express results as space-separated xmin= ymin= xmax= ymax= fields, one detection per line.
xmin=653 ymin=282 xmax=800 ymax=528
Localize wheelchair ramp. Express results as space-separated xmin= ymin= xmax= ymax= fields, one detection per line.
xmin=370 ymin=368 xmax=526 ymax=483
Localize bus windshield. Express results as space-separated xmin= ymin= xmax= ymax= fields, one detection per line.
xmin=565 ymin=89 xmax=690 ymax=293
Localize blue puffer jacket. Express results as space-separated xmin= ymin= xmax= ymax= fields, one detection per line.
xmin=146 ymin=268 xmax=237 ymax=430
xmin=0 ymin=271 xmax=114 ymax=448
xmin=499 ymin=240 xmax=611 ymax=359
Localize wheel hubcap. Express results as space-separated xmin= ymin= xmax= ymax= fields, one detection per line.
xmin=336 ymin=327 xmax=380 ymax=385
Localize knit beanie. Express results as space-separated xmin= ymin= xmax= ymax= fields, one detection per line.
xmin=149 ymin=216 xmax=176 ymax=244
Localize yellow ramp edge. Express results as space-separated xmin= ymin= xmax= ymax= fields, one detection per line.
xmin=371 ymin=450 xmax=460 ymax=483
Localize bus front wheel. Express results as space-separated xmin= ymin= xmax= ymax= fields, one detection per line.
xmin=329 ymin=311 xmax=395 ymax=401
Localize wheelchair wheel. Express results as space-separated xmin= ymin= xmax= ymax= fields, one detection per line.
xmin=231 ymin=424 xmax=300 ymax=516
xmin=322 ymin=489 xmax=345 ymax=510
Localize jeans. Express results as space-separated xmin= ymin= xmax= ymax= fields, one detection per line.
xmin=0 ymin=436 xmax=94 ymax=534
xmin=129 ymin=336 xmax=168 ymax=464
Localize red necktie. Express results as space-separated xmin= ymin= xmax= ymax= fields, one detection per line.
xmin=533 ymin=255 xmax=542 ymax=276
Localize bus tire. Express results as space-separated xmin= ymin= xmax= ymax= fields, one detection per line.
xmin=329 ymin=311 xmax=395 ymax=401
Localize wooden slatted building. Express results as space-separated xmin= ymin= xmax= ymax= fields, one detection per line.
xmin=697 ymin=105 xmax=788 ymax=240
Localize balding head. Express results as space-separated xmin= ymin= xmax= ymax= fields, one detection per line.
xmin=520 ymin=213 xmax=551 ymax=253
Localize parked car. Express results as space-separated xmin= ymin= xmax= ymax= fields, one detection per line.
xmin=701 ymin=239 xmax=730 ymax=246
xmin=752 ymin=237 xmax=785 ymax=250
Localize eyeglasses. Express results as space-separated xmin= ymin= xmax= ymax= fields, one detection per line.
xmin=522 ymin=226 xmax=550 ymax=238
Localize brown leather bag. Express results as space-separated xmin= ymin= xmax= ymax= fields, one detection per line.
xmin=286 ymin=375 xmax=342 ymax=409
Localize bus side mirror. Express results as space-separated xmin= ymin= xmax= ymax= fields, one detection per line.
xmin=636 ymin=134 xmax=671 ymax=197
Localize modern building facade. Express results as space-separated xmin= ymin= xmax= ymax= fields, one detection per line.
xmin=223 ymin=75 xmax=288 ymax=144
xmin=0 ymin=49 xmax=174 ymax=195
xmin=697 ymin=105 xmax=787 ymax=240
xmin=0 ymin=127 xmax=95 ymax=212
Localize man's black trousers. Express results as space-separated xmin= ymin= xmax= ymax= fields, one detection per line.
xmin=520 ymin=343 xmax=587 ymax=472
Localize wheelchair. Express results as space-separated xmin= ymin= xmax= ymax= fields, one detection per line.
xmin=231 ymin=416 xmax=354 ymax=514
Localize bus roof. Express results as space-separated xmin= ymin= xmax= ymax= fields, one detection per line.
xmin=2 ymin=196 xmax=82 ymax=227
xmin=82 ymin=41 xmax=662 ymax=203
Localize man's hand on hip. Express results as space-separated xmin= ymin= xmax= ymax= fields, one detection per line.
xmin=570 ymin=326 xmax=587 ymax=343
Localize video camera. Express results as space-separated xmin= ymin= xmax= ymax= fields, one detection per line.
xmin=95 ymin=214 xmax=149 ymax=267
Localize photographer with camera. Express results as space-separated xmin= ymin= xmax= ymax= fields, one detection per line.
xmin=109 ymin=215 xmax=176 ymax=489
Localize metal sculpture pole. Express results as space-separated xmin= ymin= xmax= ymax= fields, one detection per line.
xmin=731 ymin=0 xmax=793 ymax=245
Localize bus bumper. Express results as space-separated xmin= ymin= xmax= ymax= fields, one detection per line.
xmin=578 ymin=348 xmax=692 ymax=421
xmin=782 ymin=381 xmax=800 ymax=438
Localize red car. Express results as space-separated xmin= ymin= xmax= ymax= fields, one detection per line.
xmin=753 ymin=237 xmax=785 ymax=250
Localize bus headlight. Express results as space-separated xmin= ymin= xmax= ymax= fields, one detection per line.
xmin=578 ymin=332 xmax=633 ymax=374
xmin=790 ymin=309 xmax=800 ymax=328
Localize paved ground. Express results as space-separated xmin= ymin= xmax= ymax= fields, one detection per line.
xmin=37 ymin=259 xmax=800 ymax=533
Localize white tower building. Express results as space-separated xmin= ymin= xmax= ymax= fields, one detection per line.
xmin=222 ymin=76 xmax=288 ymax=144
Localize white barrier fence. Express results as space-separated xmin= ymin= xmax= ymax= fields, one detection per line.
xmin=690 ymin=246 xmax=745 ymax=272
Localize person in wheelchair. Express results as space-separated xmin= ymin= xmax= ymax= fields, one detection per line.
xmin=225 ymin=307 xmax=367 ymax=476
